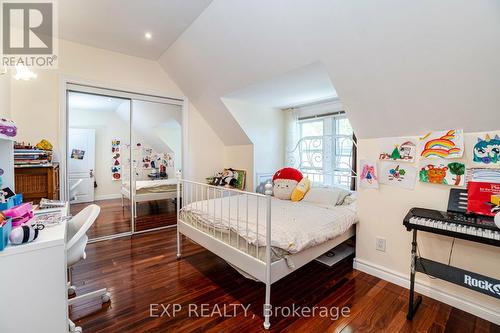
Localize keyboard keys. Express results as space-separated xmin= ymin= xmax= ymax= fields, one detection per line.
xmin=406 ymin=213 xmax=500 ymax=245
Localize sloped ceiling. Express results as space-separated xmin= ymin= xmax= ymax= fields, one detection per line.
xmin=159 ymin=0 xmax=500 ymax=144
xmin=225 ymin=62 xmax=337 ymax=109
xmin=59 ymin=0 xmax=213 ymax=59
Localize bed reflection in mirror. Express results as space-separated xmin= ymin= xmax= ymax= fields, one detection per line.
xmin=122 ymin=100 xmax=182 ymax=232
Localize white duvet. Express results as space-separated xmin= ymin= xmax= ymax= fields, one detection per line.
xmin=181 ymin=195 xmax=358 ymax=253
xmin=134 ymin=179 xmax=177 ymax=190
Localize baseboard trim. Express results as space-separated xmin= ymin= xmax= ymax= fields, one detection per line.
xmin=94 ymin=194 xmax=122 ymax=201
xmin=353 ymin=258 xmax=500 ymax=325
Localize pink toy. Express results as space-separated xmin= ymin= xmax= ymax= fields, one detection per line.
xmin=3 ymin=203 xmax=33 ymax=227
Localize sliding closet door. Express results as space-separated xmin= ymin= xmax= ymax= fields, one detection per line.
xmin=67 ymin=91 xmax=133 ymax=240
xmin=131 ymin=100 xmax=182 ymax=233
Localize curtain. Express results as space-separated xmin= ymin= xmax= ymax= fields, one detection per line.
xmin=284 ymin=108 xmax=300 ymax=167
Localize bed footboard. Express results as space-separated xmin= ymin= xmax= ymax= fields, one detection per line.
xmin=175 ymin=174 xmax=273 ymax=329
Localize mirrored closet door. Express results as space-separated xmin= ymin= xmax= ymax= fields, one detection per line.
xmin=65 ymin=83 xmax=184 ymax=241
xmin=131 ymin=100 xmax=182 ymax=233
xmin=67 ymin=91 xmax=133 ymax=240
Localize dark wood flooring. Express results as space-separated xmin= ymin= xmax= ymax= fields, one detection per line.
xmin=71 ymin=198 xmax=177 ymax=239
xmin=69 ymin=229 xmax=500 ymax=333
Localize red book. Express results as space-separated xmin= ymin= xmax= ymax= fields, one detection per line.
xmin=467 ymin=181 xmax=500 ymax=217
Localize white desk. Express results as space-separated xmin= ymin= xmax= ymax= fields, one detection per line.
xmin=0 ymin=204 xmax=69 ymax=333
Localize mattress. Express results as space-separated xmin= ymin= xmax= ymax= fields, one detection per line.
xmin=135 ymin=179 xmax=177 ymax=190
xmin=123 ymin=179 xmax=178 ymax=195
xmin=180 ymin=195 xmax=358 ymax=254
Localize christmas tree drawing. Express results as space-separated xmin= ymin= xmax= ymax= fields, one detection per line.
xmin=391 ymin=145 xmax=401 ymax=160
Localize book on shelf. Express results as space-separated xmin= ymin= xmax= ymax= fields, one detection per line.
xmin=13 ymin=146 xmax=53 ymax=167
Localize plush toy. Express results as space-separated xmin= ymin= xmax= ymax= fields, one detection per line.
xmin=221 ymin=168 xmax=239 ymax=187
xmin=35 ymin=139 xmax=53 ymax=151
xmin=272 ymin=167 xmax=303 ymax=200
xmin=211 ymin=172 xmax=224 ymax=186
xmin=9 ymin=225 xmax=39 ymax=245
xmin=291 ymin=177 xmax=311 ymax=202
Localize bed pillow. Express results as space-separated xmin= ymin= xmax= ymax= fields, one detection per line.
xmin=302 ymin=186 xmax=351 ymax=208
xmin=291 ymin=177 xmax=311 ymax=202
xmin=342 ymin=192 xmax=357 ymax=206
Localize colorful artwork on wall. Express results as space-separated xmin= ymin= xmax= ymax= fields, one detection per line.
xmin=379 ymin=162 xmax=417 ymax=190
xmin=419 ymin=160 xmax=465 ymax=186
xmin=379 ymin=138 xmax=416 ymax=162
xmin=359 ymin=160 xmax=379 ymax=189
xmin=419 ymin=129 xmax=464 ymax=159
xmin=111 ymin=139 xmax=121 ymax=181
xmin=472 ymin=134 xmax=500 ymax=165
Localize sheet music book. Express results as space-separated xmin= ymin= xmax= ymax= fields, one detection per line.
xmin=466 ymin=168 xmax=500 ymax=217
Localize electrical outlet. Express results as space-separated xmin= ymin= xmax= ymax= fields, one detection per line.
xmin=376 ymin=237 xmax=386 ymax=252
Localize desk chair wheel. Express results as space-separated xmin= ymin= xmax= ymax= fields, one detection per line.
xmin=68 ymin=285 xmax=76 ymax=296
xmin=101 ymin=291 xmax=111 ymax=303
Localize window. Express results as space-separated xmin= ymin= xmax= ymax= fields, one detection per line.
xmin=297 ymin=114 xmax=355 ymax=189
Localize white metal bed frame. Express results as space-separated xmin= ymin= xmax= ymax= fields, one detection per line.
xmin=176 ymin=136 xmax=357 ymax=329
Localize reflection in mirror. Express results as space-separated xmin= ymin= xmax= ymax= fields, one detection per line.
xmin=67 ymin=92 xmax=132 ymax=239
xmin=130 ymin=100 xmax=182 ymax=232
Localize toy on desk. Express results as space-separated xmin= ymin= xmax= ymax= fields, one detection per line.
xmin=9 ymin=224 xmax=39 ymax=245
xmin=0 ymin=215 xmax=12 ymax=251
xmin=3 ymin=203 xmax=34 ymax=228
xmin=0 ymin=189 xmax=6 ymax=204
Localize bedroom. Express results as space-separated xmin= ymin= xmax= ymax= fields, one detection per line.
xmin=0 ymin=1 xmax=498 ymax=333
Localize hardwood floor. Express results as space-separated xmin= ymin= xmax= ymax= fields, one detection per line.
xmin=71 ymin=198 xmax=177 ymax=239
xmin=70 ymin=229 xmax=500 ymax=333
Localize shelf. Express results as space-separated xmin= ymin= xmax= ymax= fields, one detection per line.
xmin=0 ymin=133 xmax=15 ymax=141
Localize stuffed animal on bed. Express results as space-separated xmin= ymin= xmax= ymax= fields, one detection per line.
xmin=272 ymin=167 xmax=303 ymax=200
xmin=221 ymin=168 xmax=239 ymax=187
xmin=291 ymin=177 xmax=311 ymax=202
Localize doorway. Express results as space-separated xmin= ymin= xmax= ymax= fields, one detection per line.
xmin=62 ymin=82 xmax=185 ymax=241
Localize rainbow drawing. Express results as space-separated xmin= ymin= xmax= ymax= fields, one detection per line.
xmin=420 ymin=129 xmax=464 ymax=158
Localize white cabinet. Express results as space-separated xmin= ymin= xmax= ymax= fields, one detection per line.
xmin=0 ymin=207 xmax=69 ymax=333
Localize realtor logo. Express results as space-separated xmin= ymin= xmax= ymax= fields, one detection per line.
xmin=1 ymin=0 xmax=58 ymax=68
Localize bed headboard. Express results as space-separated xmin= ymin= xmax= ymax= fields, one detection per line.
xmin=286 ymin=135 xmax=357 ymax=190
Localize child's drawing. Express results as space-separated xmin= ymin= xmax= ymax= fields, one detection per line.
xmin=419 ymin=129 xmax=464 ymax=159
xmin=419 ymin=160 xmax=465 ymax=186
xmin=379 ymin=139 xmax=416 ymax=162
xmin=473 ymin=134 xmax=500 ymax=165
xmin=379 ymin=162 xmax=416 ymax=190
xmin=359 ymin=160 xmax=379 ymax=189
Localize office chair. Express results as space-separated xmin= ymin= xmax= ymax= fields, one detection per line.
xmin=66 ymin=204 xmax=111 ymax=333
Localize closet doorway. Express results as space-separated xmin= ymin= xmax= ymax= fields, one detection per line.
xmin=62 ymin=82 xmax=185 ymax=241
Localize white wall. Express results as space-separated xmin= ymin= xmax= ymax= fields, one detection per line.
xmin=224 ymin=144 xmax=254 ymax=191
xmin=9 ymin=39 xmax=225 ymax=182
xmin=0 ymin=73 xmax=10 ymax=118
xmin=222 ymin=99 xmax=285 ymax=188
xmin=69 ymin=108 xmax=130 ymax=200
xmin=356 ymin=131 xmax=500 ymax=323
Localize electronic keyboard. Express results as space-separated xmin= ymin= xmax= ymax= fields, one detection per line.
xmin=403 ymin=207 xmax=500 ymax=247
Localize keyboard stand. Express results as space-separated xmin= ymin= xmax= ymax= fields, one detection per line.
xmin=407 ymin=229 xmax=422 ymax=320
xmin=406 ymin=228 xmax=500 ymax=321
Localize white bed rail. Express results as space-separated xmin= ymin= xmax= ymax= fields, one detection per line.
xmin=176 ymin=175 xmax=273 ymax=329
xmin=176 ymin=178 xmax=272 ymax=261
